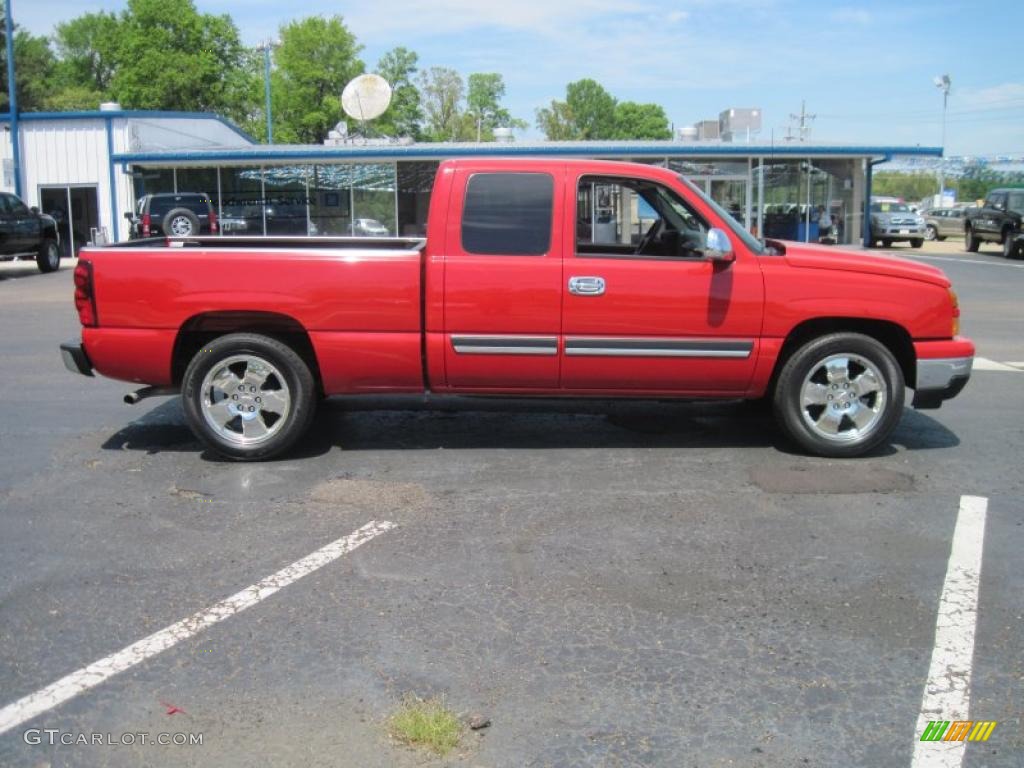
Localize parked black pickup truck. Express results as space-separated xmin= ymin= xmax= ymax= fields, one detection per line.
xmin=0 ymin=191 xmax=62 ymax=272
xmin=964 ymin=188 xmax=1023 ymax=258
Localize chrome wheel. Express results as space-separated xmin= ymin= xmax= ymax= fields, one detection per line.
xmin=199 ymin=355 xmax=291 ymax=446
xmin=799 ymin=353 xmax=886 ymax=443
xmin=170 ymin=215 xmax=194 ymax=236
xmin=925 ymin=225 xmax=937 ymax=241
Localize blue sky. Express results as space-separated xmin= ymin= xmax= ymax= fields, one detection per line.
xmin=21 ymin=0 xmax=1024 ymax=155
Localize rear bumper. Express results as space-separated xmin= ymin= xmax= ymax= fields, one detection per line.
xmin=60 ymin=340 xmax=94 ymax=377
xmin=912 ymin=338 xmax=974 ymax=409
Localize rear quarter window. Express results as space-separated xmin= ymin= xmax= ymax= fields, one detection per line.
xmin=461 ymin=172 xmax=554 ymax=255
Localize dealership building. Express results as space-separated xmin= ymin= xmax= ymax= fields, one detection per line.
xmin=0 ymin=107 xmax=942 ymax=251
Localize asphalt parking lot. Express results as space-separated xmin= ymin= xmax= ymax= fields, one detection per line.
xmin=1 ymin=240 xmax=1022 ymax=767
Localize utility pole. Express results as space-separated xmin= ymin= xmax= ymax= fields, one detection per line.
xmin=934 ymin=74 xmax=951 ymax=201
xmin=788 ymin=100 xmax=816 ymax=142
xmin=4 ymin=0 xmax=22 ymax=197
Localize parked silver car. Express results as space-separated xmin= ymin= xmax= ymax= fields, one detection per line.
xmin=923 ymin=206 xmax=975 ymax=241
xmin=868 ymin=201 xmax=926 ymax=248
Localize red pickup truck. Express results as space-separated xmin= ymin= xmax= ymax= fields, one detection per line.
xmin=61 ymin=158 xmax=973 ymax=460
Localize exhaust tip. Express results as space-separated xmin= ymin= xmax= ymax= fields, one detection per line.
xmin=124 ymin=392 xmax=141 ymax=405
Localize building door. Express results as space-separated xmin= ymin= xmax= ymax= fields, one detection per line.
xmin=39 ymin=186 xmax=100 ymax=257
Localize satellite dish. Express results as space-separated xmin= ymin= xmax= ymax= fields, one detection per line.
xmin=342 ymin=74 xmax=392 ymax=122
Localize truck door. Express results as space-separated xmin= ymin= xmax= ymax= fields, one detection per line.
xmin=561 ymin=172 xmax=763 ymax=393
xmin=0 ymin=195 xmax=14 ymax=255
xmin=442 ymin=168 xmax=563 ymax=389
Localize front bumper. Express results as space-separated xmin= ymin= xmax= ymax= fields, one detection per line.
xmin=60 ymin=340 xmax=93 ymax=377
xmin=875 ymin=225 xmax=926 ymax=238
xmin=912 ymin=352 xmax=972 ymax=409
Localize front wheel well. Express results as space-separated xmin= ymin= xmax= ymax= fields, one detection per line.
xmin=770 ymin=318 xmax=915 ymax=393
xmin=171 ymin=312 xmax=322 ymax=393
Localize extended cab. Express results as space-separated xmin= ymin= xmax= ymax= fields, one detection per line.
xmin=61 ymin=159 xmax=974 ymax=460
xmin=964 ymin=188 xmax=1024 ymax=258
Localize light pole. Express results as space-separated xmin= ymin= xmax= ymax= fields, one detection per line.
xmin=467 ymin=108 xmax=494 ymax=142
xmin=933 ymin=74 xmax=951 ymax=202
xmin=258 ymin=39 xmax=277 ymax=143
xmin=4 ymin=0 xmax=22 ymax=197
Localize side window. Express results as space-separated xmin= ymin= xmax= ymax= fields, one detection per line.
xmin=461 ymin=172 xmax=553 ymax=255
xmin=0 ymin=195 xmax=11 ymax=214
xmin=576 ymin=176 xmax=708 ymax=258
xmin=149 ymin=198 xmax=172 ymax=216
xmin=8 ymin=196 xmax=29 ymax=215
xmin=988 ymin=193 xmax=1006 ymax=211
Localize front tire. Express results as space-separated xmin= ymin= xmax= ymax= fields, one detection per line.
xmin=36 ymin=239 xmax=60 ymax=273
xmin=181 ymin=333 xmax=316 ymax=460
xmin=925 ymin=225 xmax=937 ymax=241
xmin=772 ymin=333 xmax=905 ymax=457
xmin=911 ymin=238 xmax=924 ymax=249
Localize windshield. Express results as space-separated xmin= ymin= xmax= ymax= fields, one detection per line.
xmin=1008 ymin=192 xmax=1024 ymax=214
xmin=677 ymin=175 xmax=764 ymax=254
xmin=871 ymin=202 xmax=911 ymax=213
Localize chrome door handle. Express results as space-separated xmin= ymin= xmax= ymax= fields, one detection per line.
xmin=568 ymin=276 xmax=606 ymax=296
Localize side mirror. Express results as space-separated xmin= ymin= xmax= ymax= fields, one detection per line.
xmin=705 ymin=227 xmax=735 ymax=263
xmin=30 ymin=206 xmax=39 ymax=214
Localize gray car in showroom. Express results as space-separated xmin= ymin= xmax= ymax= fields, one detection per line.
xmin=867 ymin=200 xmax=927 ymax=248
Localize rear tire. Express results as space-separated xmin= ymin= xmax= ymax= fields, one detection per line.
xmin=772 ymin=333 xmax=904 ymax=458
xmin=181 ymin=333 xmax=316 ymax=461
xmin=163 ymin=208 xmax=200 ymax=237
xmin=1002 ymin=230 xmax=1019 ymax=259
xmin=965 ymin=225 xmax=980 ymax=252
xmin=36 ymin=239 xmax=60 ymax=273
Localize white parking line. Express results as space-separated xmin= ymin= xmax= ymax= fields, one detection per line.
xmin=972 ymin=358 xmax=1022 ymax=372
xmin=910 ymin=496 xmax=988 ymax=768
xmin=0 ymin=520 xmax=396 ymax=736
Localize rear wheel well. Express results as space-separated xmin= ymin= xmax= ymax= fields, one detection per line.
xmin=769 ymin=318 xmax=915 ymax=394
xmin=172 ymin=312 xmax=322 ymax=393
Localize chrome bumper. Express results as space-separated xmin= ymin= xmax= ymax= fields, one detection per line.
xmin=60 ymin=340 xmax=94 ymax=377
xmin=913 ymin=356 xmax=972 ymax=409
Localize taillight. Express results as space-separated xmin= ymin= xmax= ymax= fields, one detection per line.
xmin=74 ymin=260 xmax=98 ymax=327
xmin=142 ymin=213 xmax=151 ymax=237
xmin=949 ymin=288 xmax=960 ymax=337
xmin=209 ymin=209 xmax=218 ymax=234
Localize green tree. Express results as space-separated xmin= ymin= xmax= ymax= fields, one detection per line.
xmin=465 ymin=73 xmax=525 ymax=140
xmin=611 ymin=101 xmax=671 ymax=140
xmin=418 ymin=66 xmax=464 ymax=141
xmin=565 ymin=79 xmax=616 ymax=139
xmin=50 ymin=12 xmax=119 ymax=103
xmin=108 ymin=0 xmax=245 ymax=113
xmin=535 ymin=99 xmax=576 ymax=140
xmin=535 ymin=78 xmax=618 ymax=140
xmin=375 ymin=47 xmax=421 ymax=140
xmin=0 ymin=25 xmax=56 ymax=111
xmin=271 ymin=16 xmax=364 ymax=144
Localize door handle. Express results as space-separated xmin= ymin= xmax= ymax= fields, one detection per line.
xmin=568 ymin=276 xmax=606 ymax=296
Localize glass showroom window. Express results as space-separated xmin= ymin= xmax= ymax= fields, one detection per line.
xmin=220 ymin=167 xmax=265 ymax=236
xmin=352 ymin=163 xmax=397 ymax=237
xmin=263 ymin=166 xmax=314 ymax=236
xmin=309 ymin=165 xmax=352 ymax=236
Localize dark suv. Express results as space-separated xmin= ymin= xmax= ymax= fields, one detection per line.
xmin=127 ymin=193 xmax=218 ymax=238
xmin=964 ymin=188 xmax=1023 ymax=258
xmin=0 ymin=191 xmax=62 ymax=272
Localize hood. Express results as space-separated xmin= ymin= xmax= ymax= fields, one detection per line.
xmin=780 ymin=242 xmax=950 ymax=287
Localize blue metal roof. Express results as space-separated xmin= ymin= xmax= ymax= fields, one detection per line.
xmin=110 ymin=140 xmax=944 ymax=166
xmin=0 ymin=109 xmax=258 ymax=144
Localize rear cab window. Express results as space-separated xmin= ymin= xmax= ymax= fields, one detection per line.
xmin=461 ymin=172 xmax=554 ymax=255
